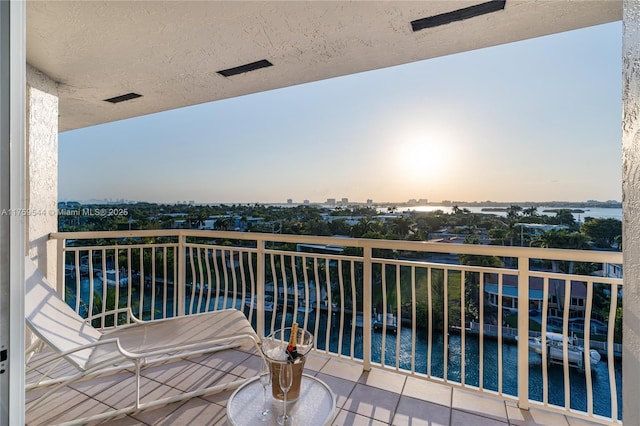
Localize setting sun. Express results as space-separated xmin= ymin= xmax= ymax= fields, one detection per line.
xmin=396 ymin=130 xmax=453 ymax=181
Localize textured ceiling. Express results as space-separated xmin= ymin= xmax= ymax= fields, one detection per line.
xmin=26 ymin=1 xmax=621 ymax=132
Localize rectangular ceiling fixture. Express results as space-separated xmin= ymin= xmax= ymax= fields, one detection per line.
xmin=217 ymin=59 xmax=273 ymax=77
xmin=104 ymin=92 xmax=143 ymax=104
xmin=411 ymin=0 xmax=506 ymax=32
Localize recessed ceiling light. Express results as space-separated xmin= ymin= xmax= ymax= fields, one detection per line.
xmin=411 ymin=0 xmax=506 ymax=32
xmin=104 ymin=93 xmax=143 ymax=104
xmin=217 ymin=59 xmax=273 ymax=77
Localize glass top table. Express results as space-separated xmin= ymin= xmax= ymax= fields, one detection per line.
xmin=227 ymin=374 xmax=336 ymax=426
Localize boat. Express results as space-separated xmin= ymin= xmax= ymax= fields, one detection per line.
xmin=244 ymin=295 xmax=275 ymax=312
xmin=373 ymin=313 xmax=397 ymax=333
xmin=518 ymin=332 xmax=601 ymax=370
xmin=186 ymin=283 xmax=209 ymax=294
xmin=297 ymin=299 xmax=315 ymax=313
xmin=96 ymin=269 xmax=130 ymax=288
xmin=351 ymin=314 xmax=364 ymax=328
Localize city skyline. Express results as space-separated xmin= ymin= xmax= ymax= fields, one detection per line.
xmin=59 ymin=196 xmax=621 ymax=207
xmin=59 ymin=22 xmax=622 ymax=205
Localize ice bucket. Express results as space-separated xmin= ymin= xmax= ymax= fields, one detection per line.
xmin=261 ymin=327 xmax=313 ymax=401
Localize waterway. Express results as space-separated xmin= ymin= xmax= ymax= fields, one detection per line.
xmin=66 ymin=277 xmax=622 ymax=421
xmin=275 ymin=309 xmax=622 ymax=421
xmin=401 ymin=205 xmax=622 ymax=222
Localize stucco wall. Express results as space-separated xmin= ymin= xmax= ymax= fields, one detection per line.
xmin=26 ymin=64 xmax=58 ymax=281
xmin=622 ymin=1 xmax=640 ymax=424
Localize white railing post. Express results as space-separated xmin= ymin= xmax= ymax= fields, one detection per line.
xmin=517 ymin=255 xmax=530 ymax=410
xmin=256 ymin=237 xmax=265 ymax=338
xmin=55 ymin=237 xmax=65 ymax=296
xmin=177 ymin=232 xmax=186 ymax=317
xmin=362 ymin=246 xmax=372 ymax=371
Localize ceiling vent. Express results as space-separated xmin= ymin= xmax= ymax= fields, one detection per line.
xmin=411 ymin=0 xmax=506 ymax=32
xmin=217 ymin=59 xmax=273 ymax=77
xmin=104 ymin=93 xmax=143 ymax=104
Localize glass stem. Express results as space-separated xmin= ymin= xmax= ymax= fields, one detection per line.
xmin=283 ymin=392 xmax=287 ymax=420
xmin=263 ymin=387 xmax=267 ymax=412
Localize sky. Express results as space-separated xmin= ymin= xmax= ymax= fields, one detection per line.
xmin=59 ymin=22 xmax=622 ymax=205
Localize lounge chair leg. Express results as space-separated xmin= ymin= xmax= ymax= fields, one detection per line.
xmin=136 ymin=359 xmax=141 ymax=409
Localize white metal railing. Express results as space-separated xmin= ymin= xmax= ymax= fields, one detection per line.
xmin=50 ymin=230 xmax=623 ymax=424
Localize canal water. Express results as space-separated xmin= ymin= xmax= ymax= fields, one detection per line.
xmin=285 ymin=310 xmax=622 ymax=421
xmin=66 ymin=277 xmax=622 ymax=420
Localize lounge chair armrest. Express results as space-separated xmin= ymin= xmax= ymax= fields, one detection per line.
xmin=114 ymin=332 xmax=261 ymax=360
xmin=26 ymin=337 xmax=129 ymax=371
xmin=128 ymin=308 xmax=145 ymax=324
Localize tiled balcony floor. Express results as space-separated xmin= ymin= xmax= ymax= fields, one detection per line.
xmin=26 ymin=349 xmax=606 ymax=426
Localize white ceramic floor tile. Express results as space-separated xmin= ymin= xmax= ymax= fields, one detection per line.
xmin=392 ymin=395 xmax=451 ymax=426
xmin=452 ymin=388 xmax=508 ymax=422
xmin=321 ymin=358 xmax=364 ymax=382
xmin=359 ymin=368 xmax=406 ymax=394
xmin=342 ymin=383 xmax=400 ymax=424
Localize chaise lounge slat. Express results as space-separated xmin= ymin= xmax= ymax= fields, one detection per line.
xmin=88 ymin=309 xmax=257 ymax=369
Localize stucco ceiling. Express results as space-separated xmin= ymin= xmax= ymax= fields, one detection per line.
xmin=26 ymin=1 xmax=621 ymax=132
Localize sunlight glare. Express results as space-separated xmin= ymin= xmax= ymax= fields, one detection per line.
xmin=396 ymin=129 xmax=453 ymax=181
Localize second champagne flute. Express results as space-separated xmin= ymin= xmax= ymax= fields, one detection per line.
xmin=277 ymin=363 xmax=293 ymax=425
xmin=257 ymin=362 xmax=272 ymax=421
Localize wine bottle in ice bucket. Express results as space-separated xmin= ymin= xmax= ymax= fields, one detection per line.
xmin=286 ymin=323 xmax=299 ymax=362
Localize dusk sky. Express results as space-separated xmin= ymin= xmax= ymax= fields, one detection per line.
xmin=59 ymin=22 xmax=622 ymax=205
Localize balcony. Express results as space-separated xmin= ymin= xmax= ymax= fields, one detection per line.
xmin=27 ymin=230 xmax=623 ymax=425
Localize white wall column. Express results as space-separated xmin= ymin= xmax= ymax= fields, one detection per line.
xmin=25 ymin=65 xmax=59 ymax=280
xmin=622 ymin=1 xmax=640 ymax=425
xmin=0 ymin=1 xmax=26 ymax=424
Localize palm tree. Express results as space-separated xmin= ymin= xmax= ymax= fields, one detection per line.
xmin=530 ymin=229 xmax=590 ymax=273
xmin=614 ymin=234 xmax=622 ymax=251
xmin=389 ymin=217 xmax=414 ymax=240
xmin=506 ymin=205 xmax=523 ymax=219
xmin=215 ymin=216 xmax=234 ymax=231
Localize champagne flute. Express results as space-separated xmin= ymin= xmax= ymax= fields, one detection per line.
xmin=277 ymin=363 xmax=293 ymax=425
xmin=257 ymin=362 xmax=272 ymax=421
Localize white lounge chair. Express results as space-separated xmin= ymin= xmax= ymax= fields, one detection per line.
xmin=25 ymin=258 xmax=262 ymax=425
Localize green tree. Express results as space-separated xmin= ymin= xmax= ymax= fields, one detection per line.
xmin=215 ymin=216 xmax=234 ymax=231
xmin=388 ymin=216 xmax=414 ymax=240
xmin=581 ymin=218 xmax=622 ymax=249
xmin=458 ymin=235 xmax=504 ymax=320
xmin=328 ymin=219 xmax=351 ymax=236
xmin=506 ymin=205 xmax=522 ymax=219
xmin=351 ymin=218 xmax=383 ymax=238
xmin=551 ymin=209 xmax=577 ymax=229
xmin=458 ymin=235 xmax=505 ymax=267
xmin=489 ymin=227 xmax=508 ymax=245
xmin=530 ymin=228 xmax=591 ymax=273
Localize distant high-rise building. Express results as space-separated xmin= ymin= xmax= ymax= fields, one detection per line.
xmin=341 ymin=198 xmax=349 ymax=205
xmin=287 ymin=199 xmax=293 ymax=205
xmin=367 ymin=199 xmax=373 ymax=205
xmin=303 ymin=200 xmax=310 ymax=205
xmin=418 ymin=198 xmax=429 ymax=205
xmin=326 ymin=198 xmax=336 ymax=206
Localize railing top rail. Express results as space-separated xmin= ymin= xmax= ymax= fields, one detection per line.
xmin=529 ymin=270 xmax=623 ymax=285
xmin=63 ymin=242 xmax=180 ymax=251
xmin=50 ymin=230 xmax=623 ymax=264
